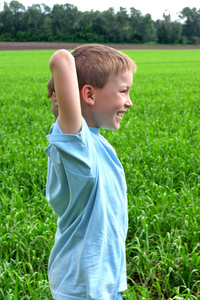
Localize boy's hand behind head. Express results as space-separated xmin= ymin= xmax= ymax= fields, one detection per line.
xmin=47 ymin=75 xmax=55 ymax=99
xmin=52 ymin=92 xmax=59 ymax=121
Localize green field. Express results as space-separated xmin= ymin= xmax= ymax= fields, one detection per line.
xmin=0 ymin=49 xmax=200 ymax=299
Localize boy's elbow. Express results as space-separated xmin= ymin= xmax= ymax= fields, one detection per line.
xmin=49 ymin=49 xmax=74 ymax=70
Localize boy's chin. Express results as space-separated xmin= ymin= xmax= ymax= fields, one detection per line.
xmin=103 ymin=124 xmax=120 ymax=131
xmin=112 ymin=122 xmax=120 ymax=130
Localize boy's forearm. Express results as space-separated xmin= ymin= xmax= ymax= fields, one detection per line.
xmin=47 ymin=49 xmax=81 ymax=134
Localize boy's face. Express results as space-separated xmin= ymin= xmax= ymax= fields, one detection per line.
xmin=91 ymin=70 xmax=133 ymax=130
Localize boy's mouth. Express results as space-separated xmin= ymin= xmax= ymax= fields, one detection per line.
xmin=117 ymin=111 xmax=126 ymax=120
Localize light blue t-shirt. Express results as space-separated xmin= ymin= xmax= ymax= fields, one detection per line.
xmin=45 ymin=117 xmax=128 ymax=300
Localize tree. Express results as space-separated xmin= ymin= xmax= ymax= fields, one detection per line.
xmin=50 ymin=3 xmax=80 ymax=37
xmin=91 ymin=10 xmax=104 ymax=36
xmin=27 ymin=4 xmax=43 ymax=31
xmin=0 ymin=1 xmax=26 ymax=36
xmin=156 ymin=12 xmax=171 ymax=44
xmin=116 ymin=7 xmax=130 ymax=42
xmin=129 ymin=7 xmax=143 ymax=43
xmin=98 ymin=8 xmax=118 ymax=43
xmin=9 ymin=0 xmax=25 ymax=14
xmin=0 ymin=2 xmax=14 ymax=35
xmin=179 ymin=7 xmax=200 ymax=42
xmin=62 ymin=3 xmax=81 ymax=34
xmin=169 ymin=21 xmax=182 ymax=44
xmin=141 ymin=13 xmax=157 ymax=43
xmin=155 ymin=13 xmax=182 ymax=44
xmin=40 ymin=3 xmax=52 ymax=37
xmin=41 ymin=3 xmax=51 ymax=15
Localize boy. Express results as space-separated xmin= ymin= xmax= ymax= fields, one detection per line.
xmin=45 ymin=44 xmax=137 ymax=300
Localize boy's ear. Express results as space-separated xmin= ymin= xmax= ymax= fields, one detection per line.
xmin=81 ymin=85 xmax=95 ymax=106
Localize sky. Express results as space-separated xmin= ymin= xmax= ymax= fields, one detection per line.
xmin=4 ymin=0 xmax=200 ymax=21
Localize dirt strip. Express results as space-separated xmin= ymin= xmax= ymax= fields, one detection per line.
xmin=0 ymin=42 xmax=200 ymax=51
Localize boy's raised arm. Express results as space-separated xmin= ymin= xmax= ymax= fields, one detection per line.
xmin=47 ymin=49 xmax=82 ymax=135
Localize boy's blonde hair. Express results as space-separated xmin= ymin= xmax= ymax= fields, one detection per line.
xmin=71 ymin=44 xmax=136 ymax=90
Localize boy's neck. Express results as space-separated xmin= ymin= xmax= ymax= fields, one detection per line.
xmin=81 ymin=101 xmax=98 ymax=128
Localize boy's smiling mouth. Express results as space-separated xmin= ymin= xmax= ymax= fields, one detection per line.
xmin=117 ymin=111 xmax=126 ymax=120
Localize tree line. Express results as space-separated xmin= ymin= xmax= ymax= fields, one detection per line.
xmin=0 ymin=1 xmax=200 ymax=45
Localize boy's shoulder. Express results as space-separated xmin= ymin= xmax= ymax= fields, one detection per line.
xmin=48 ymin=117 xmax=89 ymax=137
xmin=46 ymin=117 xmax=116 ymax=160
xmin=46 ymin=117 xmax=101 ymax=156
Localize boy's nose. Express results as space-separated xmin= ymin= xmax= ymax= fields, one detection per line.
xmin=125 ymin=95 xmax=133 ymax=108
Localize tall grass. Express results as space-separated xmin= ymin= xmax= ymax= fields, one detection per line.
xmin=0 ymin=49 xmax=200 ymax=299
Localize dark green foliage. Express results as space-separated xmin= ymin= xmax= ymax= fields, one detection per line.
xmin=0 ymin=1 xmax=200 ymax=44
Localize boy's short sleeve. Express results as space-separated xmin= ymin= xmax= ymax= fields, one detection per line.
xmin=45 ymin=117 xmax=96 ymax=177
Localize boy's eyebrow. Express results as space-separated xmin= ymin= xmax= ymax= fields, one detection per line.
xmin=120 ymin=84 xmax=132 ymax=90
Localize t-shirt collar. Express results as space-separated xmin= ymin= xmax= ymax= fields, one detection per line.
xmin=89 ymin=127 xmax=100 ymax=135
